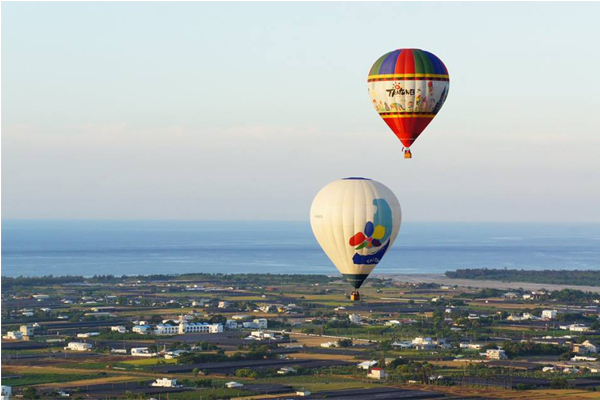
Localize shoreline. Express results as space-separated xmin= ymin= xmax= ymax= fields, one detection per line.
xmin=4 ymin=270 xmax=600 ymax=293
xmin=381 ymin=273 xmax=600 ymax=293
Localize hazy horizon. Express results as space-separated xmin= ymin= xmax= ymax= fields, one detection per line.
xmin=3 ymin=2 xmax=600 ymax=222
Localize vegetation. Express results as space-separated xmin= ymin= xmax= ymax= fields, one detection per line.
xmin=446 ymin=269 xmax=600 ymax=287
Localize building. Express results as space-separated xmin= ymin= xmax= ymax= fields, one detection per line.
xmin=572 ymin=356 xmax=598 ymax=362
xmin=246 ymin=331 xmax=278 ymax=341
xmin=582 ymin=340 xmax=598 ymax=353
xmin=460 ymin=342 xmax=482 ymax=350
xmin=321 ymin=341 xmax=338 ymax=348
xmin=561 ymin=324 xmax=590 ymax=332
xmin=357 ymin=360 xmax=378 ymax=370
xmin=254 ymin=318 xmax=268 ymax=329
xmin=151 ymin=378 xmax=178 ymax=387
xmin=164 ymin=350 xmax=188 ymax=359
xmin=154 ymin=322 xmax=223 ymax=335
xmin=226 ymin=320 xmax=238 ymax=330
xmin=132 ymin=325 xmax=151 ymax=334
xmin=131 ymin=347 xmax=156 ymax=357
xmin=2 ymin=331 xmax=23 ymax=340
xmin=66 ymin=342 xmax=93 ymax=351
xmin=225 ymin=381 xmax=244 ymax=388
xmin=1 ymin=386 xmax=11 ymax=400
xmin=542 ymin=310 xmax=557 ymax=320
xmin=367 ymin=368 xmax=387 ymax=380
xmin=278 ymin=367 xmax=297 ymax=375
xmin=20 ymin=325 xmax=34 ymax=338
xmin=485 ymin=349 xmax=507 ymax=360
xmin=111 ymin=326 xmax=127 ymax=333
xmin=77 ymin=332 xmax=100 ymax=338
xmin=411 ymin=337 xmax=436 ymax=350
xmin=349 ymin=314 xmax=362 ymax=324
xmin=218 ymin=301 xmax=230 ymax=308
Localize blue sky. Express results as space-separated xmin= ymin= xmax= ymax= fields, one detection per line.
xmin=3 ymin=2 xmax=600 ymax=221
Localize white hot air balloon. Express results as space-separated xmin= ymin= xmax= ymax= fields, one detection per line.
xmin=310 ymin=178 xmax=402 ymax=301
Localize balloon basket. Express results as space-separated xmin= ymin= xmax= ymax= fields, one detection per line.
xmin=404 ymin=150 xmax=412 ymax=159
xmin=350 ymin=291 xmax=360 ymax=301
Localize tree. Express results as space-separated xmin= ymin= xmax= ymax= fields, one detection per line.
xmin=193 ymin=367 xmax=200 ymax=376
xmin=23 ymin=388 xmax=40 ymax=400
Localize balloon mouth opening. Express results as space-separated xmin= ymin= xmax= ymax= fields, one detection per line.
xmin=343 ymin=177 xmax=372 ymax=180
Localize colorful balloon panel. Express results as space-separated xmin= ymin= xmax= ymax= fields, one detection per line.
xmin=368 ymin=49 xmax=449 ymax=148
xmin=310 ymin=178 xmax=402 ymax=289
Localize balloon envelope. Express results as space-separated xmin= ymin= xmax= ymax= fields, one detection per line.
xmin=368 ymin=48 xmax=449 ymax=148
xmin=310 ymin=178 xmax=402 ymax=289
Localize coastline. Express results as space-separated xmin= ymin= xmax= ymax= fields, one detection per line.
xmin=382 ymin=273 xmax=600 ymax=293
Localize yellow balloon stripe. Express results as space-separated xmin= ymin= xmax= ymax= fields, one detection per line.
xmin=368 ymin=73 xmax=449 ymax=80
xmin=380 ymin=113 xmax=436 ymax=119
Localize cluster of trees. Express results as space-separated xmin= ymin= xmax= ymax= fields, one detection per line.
xmin=177 ymin=344 xmax=273 ymax=365
xmin=2 ymin=272 xmax=337 ymax=292
xmin=491 ymin=341 xmax=567 ymax=358
xmin=446 ymin=269 xmax=600 ymax=287
xmin=459 ymin=288 xmax=505 ymax=299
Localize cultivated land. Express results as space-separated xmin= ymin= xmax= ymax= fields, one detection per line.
xmin=2 ymin=271 xmax=600 ymax=399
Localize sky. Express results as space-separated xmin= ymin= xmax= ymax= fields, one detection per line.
xmin=2 ymin=2 xmax=600 ymax=222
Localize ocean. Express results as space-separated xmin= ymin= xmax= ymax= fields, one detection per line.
xmin=1 ymin=220 xmax=599 ymax=278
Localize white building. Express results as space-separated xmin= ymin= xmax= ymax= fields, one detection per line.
xmin=3 ymin=331 xmax=23 ymax=340
xmin=367 ymin=368 xmax=387 ymax=380
xmin=321 ymin=341 xmax=338 ymax=348
xmin=357 ymin=360 xmax=378 ymax=370
xmin=164 ymin=350 xmax=188 ymax=359
xmin=349 ymin=314 xmax=362 ymax=324
xmin=485 ymin=349 xmax=507 ymax=360
xmin=111 ymin=326 xmax=127 ymax=333
xmin=151 ymin=378 xmax=178 ymax=387
xmin=582 ymin=340 xmax=598 ymax=353
xmin=131 ymin=347 xmax=156 ymax=357
xmin=246 ymin=331 xmax=277 ymax=341
xmin=218 ymin=301 xmax=230 ymax=308
xmin=132 ymin=325 xmax=151 ymax=334
xmin=254 ymin=318 xmax=268 ymax=329
xmin=411 ymin=337 xmax=436 ymax=350
xmin=77 ymin=332 xmax=99 ymax=338
xmin=155 ymin=322 xmax=223 ymax=335
xmin=225 ymin=381 xmax=244 ymax=388
xmin=278 ymin=367 xmax=297 ymax=375
xmin=542 ymin=310 xmax=557 ymax=320
xmin=66 ymin=342 xmax=93 ymax=351
xmin=560 ymin=324 xmax=590 ymax=332
xmin=1 ymin=386 xmax=11 ymax=400
xmin=572 ymin=356 xmax=598 ymax=362
xmin=460 ymin=343 xmax=482 ymax=350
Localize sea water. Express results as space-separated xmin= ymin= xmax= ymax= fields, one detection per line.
xmin=1 ymin=220 xmax=599 ymax=277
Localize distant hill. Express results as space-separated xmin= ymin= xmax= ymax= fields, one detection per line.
xmin=445 ymin=269 xmax=600 ymax=287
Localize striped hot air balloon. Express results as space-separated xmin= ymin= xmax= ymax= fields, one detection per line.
xmin=367 ymin=49 xmax=449 ymax=158
xmin=310 ymin=178 xmax=402 ymax=301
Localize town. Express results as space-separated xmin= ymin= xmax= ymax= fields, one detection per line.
xmin=2 ymin=272 xmax=600 ymax=399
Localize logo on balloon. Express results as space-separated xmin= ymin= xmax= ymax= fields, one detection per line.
xmin=348 ymin=199 xmax=393 ymax=265
xmin=386 ymin=83 xmax=415 ymax=97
